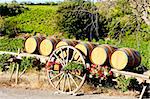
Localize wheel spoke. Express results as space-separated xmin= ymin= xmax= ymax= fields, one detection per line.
xmin=55 ymin=73 xmax=64 ymax=88
xmin=66 ymin=47 xmax=69 ymax=65
xmin=66 ymin=74 xmax=72 ymax=91
xmin=60 ymin=48 xmax=66 ymax=65
xmin=62 ymin=74 xmax=66 ymax=92
xmin=69 ymin=51 xmax=77 ymax=62
xmin=73 ymin=74 xmax=83 ymax=80
xmin=50 ymin=72 xmax=63 ymax=81
xmin=68 ymin=73 xmax=79 ymax=88
xmin=54 ymin=53 xmax=64 ymax=66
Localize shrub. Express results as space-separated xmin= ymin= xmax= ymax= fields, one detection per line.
xmin=57 ymin=1 xmax=101 ymax=40
xmin=0 ymin=54 xmax=42 ymax=72
xmin=0 ymin=54 xmax=12 ymax=71
xmin=0 ymin=16 xmax=5 ymax=34
xmin=0 ymin=37 xmax=24 ymax=52
xmin=0 ymin=3 xmax=28 ymax=36
xmin=116 ymin=75 xmax=137 ymax=92
xmin=19 ymin=57 xmax=38 ymax=72
xmin=96 ymin=0 xmax=138 ymax=38
xmin=0 ymin=3 xmax=28 ymax=16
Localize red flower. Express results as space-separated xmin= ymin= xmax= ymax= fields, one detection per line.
xmin=109 ymin=71 xmax=113 ymax=75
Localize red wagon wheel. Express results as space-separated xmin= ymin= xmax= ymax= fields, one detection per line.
xmin=46 ymin=46 xmax=86 ymax=94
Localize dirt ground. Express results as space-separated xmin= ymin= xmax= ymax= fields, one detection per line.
xmin=0 ymin=87 xmax=137 ymax=99
xmin=0 ymin=71 xmax=143 ymax=99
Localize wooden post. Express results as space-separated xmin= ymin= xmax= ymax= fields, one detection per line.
xmin=9 ymin=63 xmax=15 ymax=81
xmin=15 ymin=48 xmax=21 ymax=84
xmin=15 ymin=64 xmax=19 ymax=84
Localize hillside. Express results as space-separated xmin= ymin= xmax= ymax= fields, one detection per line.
xmin=5 ymin=5 xmax=59 ymax=36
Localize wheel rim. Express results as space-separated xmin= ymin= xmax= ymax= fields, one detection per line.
xmin=46 ymin=46 xmax=86 ymax=94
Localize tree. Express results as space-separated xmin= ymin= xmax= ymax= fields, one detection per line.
xmin=129 ymin=0 xmax=150 ymax=26
xmin=57 ymin=1 xmax=101 ymax=41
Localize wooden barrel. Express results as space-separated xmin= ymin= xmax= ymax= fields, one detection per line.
xmin=90 ymin=44 xmax=117 ymax=65
xmin=56 ymin=39 xmax=77 ymax=48
xmin=25 ymin=36 xmax=45 ymax=54
xmin=75 ymin=42 xmax=94 ymax=57
xmin=110 ymin=48 xmax=141 ymax=70
xmin=39 ymin=37 xmax=60 ymax=56
xmin=55 ymin=39 xmax=78 ymax=58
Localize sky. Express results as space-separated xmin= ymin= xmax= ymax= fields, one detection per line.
xmin=0 ymin=0 xmax=62 ymax=3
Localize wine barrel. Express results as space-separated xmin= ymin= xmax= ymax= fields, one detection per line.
xmin=56 ymin=39 xmax=77 ymax=48
xmin=75 ymin=42 xmax=94 ymax=58
xmin=110 ymin=48 xmax=141 ymax=70
xmin=39 ymin=37 xmax=60 ymax=56
xmin=56 ymin=39 xmax=78 ymax=58
xmin=25 ymin=36 xmax=45 ymax=54
xmin=90 ymin=44 xmax=117 ymax=65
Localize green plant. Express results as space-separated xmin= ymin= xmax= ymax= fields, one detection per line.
xmin=19 ymin=57 xmax=38 ymax=71
xmin=19 ymin=56 xmax=43 ymax=72
xmin=116 ymin=75 xmax=136 ymax=92
xmin=0 ymin=16 xmax=5 ymax=33
xmin=0 ymin=37 xmax=24 ymax=52
xmin=64 ymin=62 xmax=84 ymax=71
xmin=0 ymin=2 xmax=28 ymax=16
xmin=57 ymin=1 xmax=100 ymax=40
xmin=0 ymin=54 xmax=12 ymax=71
xmin=96 ymin=0 xmax=138 ymax=38
xmin=0 ymin=55 xmax=42 ymax=73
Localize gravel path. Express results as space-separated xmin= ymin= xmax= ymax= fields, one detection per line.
xmin=0 ymin=87 xmax=137 ymax=99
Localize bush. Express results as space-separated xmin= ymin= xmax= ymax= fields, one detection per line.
xmin=0 ymin=37 xmax=24 ymax=52
xmin=0 ymin=54 xmax=42 ymax=72
xmin=19 ymin=57 xmax=39 ymax=72
xmin=116 ymin=75 xmax=138 ymax=92
xmin=0 ymin=3 xmax=28 ymax=36
xmin=0 ymin=16 xmax=5 ymax=34
xmin=0 ymin=54 xmax=12 ymax=71
xmin=0 ymin=3 xmax=28 ymax=16
xmin=96 ymin=0 xmax=138 ymax=38
xmin=57 ymin=1 xmax=101 ymax=40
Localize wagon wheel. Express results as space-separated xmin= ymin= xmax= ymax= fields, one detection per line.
xmin=46 ymin=46 xmax=86 ymax=94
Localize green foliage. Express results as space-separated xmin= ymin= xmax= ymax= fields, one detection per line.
xmin=0 ymin=16 xmax=5 ymax=33
xmin=19 ymin=57 xmax=37 ymax=71
xmin=0 ymin=3 xmax=28 ymax=16
xmin=3 ymin=18 xmax=20 ymax=37
xmin=3 ymin=5 xmax=58 ymax=36
xmin=96 ymin=0 xmax=138 ymax=38
xmin=64 ymin=62 xmax=84 ymax=70
xmin=0 ymin=54 xmax=41 ymax=72
xmin=57 ymin=1 xmax=100 ymax=40
xmin=0 ymin=37 xmax=24 ymax=52
xmin=0 ymin=54 xmax=12 ymax=71
xmin=0 ymin=2 xmax=28 ymax=36
xmin=116 ymin=75 xmax=136 ymax=92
